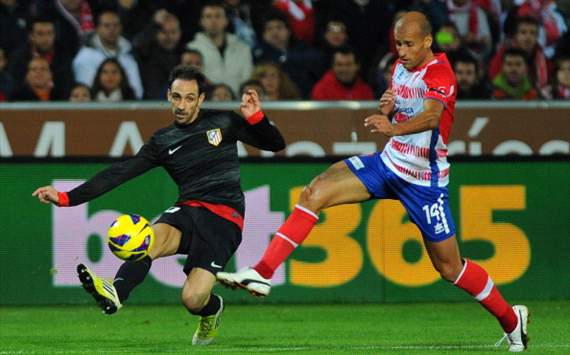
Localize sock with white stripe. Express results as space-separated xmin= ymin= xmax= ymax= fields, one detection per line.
xmin=454 ymin=259 xmax=518 ymax=333
xmin=113 ymin=256 xmax=152 ymax=302
xmin=254 ymin=205 xmax=319 ymax=279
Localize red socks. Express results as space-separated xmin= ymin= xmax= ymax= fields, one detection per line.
xmin=455 ymin=259 xmax=518 ymax=333
xmin=254 ymin=205 xmax=318 ymax=279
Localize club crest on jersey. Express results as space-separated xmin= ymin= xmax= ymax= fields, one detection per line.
xmin=206 ymin=128 xmax=222 ymax=146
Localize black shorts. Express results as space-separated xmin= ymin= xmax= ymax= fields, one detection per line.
xmin=154 ymin=205 xmax=242 ymax=275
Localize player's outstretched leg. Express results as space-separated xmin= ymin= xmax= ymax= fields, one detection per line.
xmin=192 ymin=294 xmax=224 ymax=345
xmin=216 ymin=204 xmax=318 ymax=297
xmin=77 ymin=263 xmax=122 ymax=314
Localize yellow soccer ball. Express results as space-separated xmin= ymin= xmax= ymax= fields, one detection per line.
xmin=107 ymin=214 xmax=154 ymax=261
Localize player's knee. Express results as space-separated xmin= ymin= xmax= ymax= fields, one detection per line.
xmin=181 ymin=292 xmax=209 ymax=314
xmin=434 ymin=262 xmax=462 ymax=282
xmin=299 ymin=180 xmax=327 ymax=212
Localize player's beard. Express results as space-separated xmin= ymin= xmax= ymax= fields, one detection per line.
xmin=174 ymin=101 xmax=200 ymax=125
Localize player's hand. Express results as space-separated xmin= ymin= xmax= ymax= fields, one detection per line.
xmin=32 ymin=185 xmax=60 ymax=204
xmin=379 ymin=89 xmax=395 ymax=115
xmin=364 ymin=114 xmax=395 ymax=137
xmin=240 ymin=89 xmax=261 ymax=118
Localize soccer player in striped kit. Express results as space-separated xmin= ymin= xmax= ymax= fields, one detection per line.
xmin=218 ymin=11 xmax=529 ymax=352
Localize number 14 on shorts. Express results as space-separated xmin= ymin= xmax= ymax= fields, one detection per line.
xmin=421 ymin=194 xmax=450 ymax=235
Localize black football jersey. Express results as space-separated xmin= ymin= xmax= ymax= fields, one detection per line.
xmin=65 ymin=109 xmax=285 ymax=214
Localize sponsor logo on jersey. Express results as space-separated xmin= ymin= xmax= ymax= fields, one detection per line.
xmin=207 ymin=128 xmax=222 ymax=146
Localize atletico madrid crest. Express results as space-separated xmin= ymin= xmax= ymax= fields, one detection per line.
xmin=206 ymin=128 xmax=222 ymax=146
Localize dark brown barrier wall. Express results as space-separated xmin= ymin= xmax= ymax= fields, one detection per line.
xmin=1 ymin=101 xmax=568 ymax=157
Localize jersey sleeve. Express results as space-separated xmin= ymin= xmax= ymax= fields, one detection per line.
xmin=422 ymin=64 xmax=456 ymax=108
xmin=65 ymin=136 xmax=160 ymax=206
xmin=235 ymin=111 xmax=286 ymax=152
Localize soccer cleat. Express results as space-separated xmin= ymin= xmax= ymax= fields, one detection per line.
xmin=77 ymin=263 xmax=122 ymax=315
xmin=192 ymin=295 xmax=224 ymax=346
xmin=495 ymin=305 xmax=530 ymax=352
xmin=216 ymin=268 xmax=271 ymax=297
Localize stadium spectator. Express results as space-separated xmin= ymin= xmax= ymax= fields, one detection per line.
xmin=186 ymin=0 xmax=253 ymax=95
xmin=492 ymin=48 xmax=539 ymax=100
xmin=90 ymin=57 xmax=135 ymax=102
xmin=316 ymin=0 xmax=394 ymax=79
xmin=68 ymin=82 xmax=91 ymax=102
xmin=433 ymin=21 xmax=471 ymax=61
xmin=180 ymin=48 xmax=204 ymax=72
xmin=0 ymin=0 xmax=32 ymax=57
xmin=541 ymin=56 xmax=570 ymax=99
xmin=503 ymin=0 xmax=567 ymax=58
xmin=250 ymin=61 xmax=300 ymax=100
xmin=239 ymin=79 xmax=265 ymax=99
xmin=489 ymin=16 xmax=549 ymax=89
xmin=0 ymin=46 xmax=14 ymax=101
xmin=219 ymin=12 xmax=530 ymax=354
xmin=224 ymin=0 xmax=258 ymax=48
xmin=8 ymin=16 xmax=74 ymax=98
xmin=254 ymin=10 xmax=324 ymax=98
xmin=447 ymin=0 xmax=492 ymax=59
xmin=318 ymin=19 xmax=350 ymax=69
xmin=11 ymin=57 xmax=65 ymax=101
xmin=134 ymin=10 xmax=183 ymax=100
xmin=209 ymin=83 xmax=235 ymax=101
xmin=311 ymin=47 xmax=374 ymax=100
xmin=72 ymin=9 xmax=143 ymax=99
xmin=453 ymin=53 xmax=492 ymax=99
xmin=273 ymin=0 xmax=315 ymax=44
xmin=39 ymin=0 xmax=96 ymax=57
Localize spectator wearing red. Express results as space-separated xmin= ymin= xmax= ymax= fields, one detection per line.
xmin=489 ymin=16 xmax=549 ymax=89
xmin=492 ymin=48 xmax=539 ymax=100
xmin=273 ymin=0 xmax=315 ymax=44
xmin=312 ymin=47 xmax=373 ymax=101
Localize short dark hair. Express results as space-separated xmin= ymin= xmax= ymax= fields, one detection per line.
xmin=332 ymin=46 xmax=359 ymax=64
xmin=516 ymin=16 xmax=539 ymax=31
xmin=201 ymin=0 xmax=226 ymax=17
xmin=453 ymin=52 xmax=479 ymax=70
xmin=168 ymin=65 xmax=207 ymax=94
xmin=95 ymin=9 xmax=120 ymax=27
xmin=503 ymin=47 xmax=529 ymax=63
xmin=262 ymin=10 xmax=290 ymax=31
xmin=181 ymin=48 xmax=203 ymax=60
xmin=27 ymin=16 xmax=55 ymax=33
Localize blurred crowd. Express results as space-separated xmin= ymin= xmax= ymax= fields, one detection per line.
xmin=0 ymin=0 xmax=569 ymax=103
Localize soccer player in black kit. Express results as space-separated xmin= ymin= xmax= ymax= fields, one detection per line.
xmin=32 ymin=66 xmax=285 ymax=345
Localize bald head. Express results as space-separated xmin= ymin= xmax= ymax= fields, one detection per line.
xmin=393 ymin=11 xmax=434 ymax=70
xmin=395 ymin=11 xmax=432 ymax=37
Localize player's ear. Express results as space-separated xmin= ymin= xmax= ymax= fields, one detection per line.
xmin=198 ymin=92 xmax=206 ymax=105
xmin=167 ymin=89 xmax=172 ymax=102
xmin=424 ymin=34 xmax=433 ymax=49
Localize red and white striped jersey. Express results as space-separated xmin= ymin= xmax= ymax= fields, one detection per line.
xmin=381 ymin=53 xmax=456 ymax=187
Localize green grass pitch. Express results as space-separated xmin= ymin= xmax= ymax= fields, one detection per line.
xmin=1 ymin=300 xmax=568 ymax=354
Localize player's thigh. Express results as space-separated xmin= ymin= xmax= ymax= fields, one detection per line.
xmin=181 ymin=267 xmax=217 ymax=307
xmin=302 ymin=160 xmax=371 ymax=210
xmin=149 ymin=223 xmax=182 ymax=259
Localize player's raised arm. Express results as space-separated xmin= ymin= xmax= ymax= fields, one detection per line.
xmin=32 ymin=142 xmax=159 ymax=207
xmin=236 ymin=89 xmax=285 ymax=152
